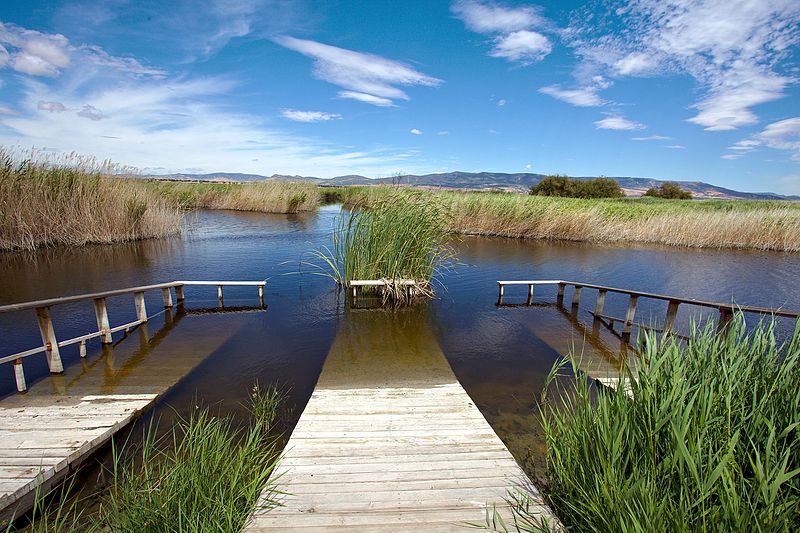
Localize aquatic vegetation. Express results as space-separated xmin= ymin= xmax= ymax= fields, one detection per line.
xmin=21 ymin=384 xmax=283 ymax=532
xmin=0 ymin=148 xmax=182 ymax=251
xmin=530 ymin=316 xmax=800 ymax=531
xmin=312 ymin=190 xmax=451 ymax=301
xmin=340 ymin=186 xmax=800 ymax=252
xmin=143 ymin=179 xmax=320 ymax=213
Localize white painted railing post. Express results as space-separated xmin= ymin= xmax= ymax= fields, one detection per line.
xmin=134 ymin=291 xmax=148 ymax=323
xmin=557 ymin=283 xmax=565 ymax=304
xmin=527 ymin=284 xmax=534 ymax=305
xmin=94 ymin=298 xmax=113 ymax=344
xmin=175 ymin=284 xmax=185 ymax=303
xmin=14 ymin=358 xmax=26 ymax=392
xmin=161 ymin=288 xmax=173 ymax=308
xmin=217 ymin=285 xmax=224 ymax=305
xmin=258 ymin=285 xmax=264 ymax=306
xmin=35 ymin=306 xmax=63 ymax=373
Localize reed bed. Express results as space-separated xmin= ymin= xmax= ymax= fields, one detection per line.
xmin=341 ymin=187 xmax=800 ymax=252
xmin=507 ymin=316 xmax=800 ymax=532
xmin=0 ymin=149 xmax=182 ymax=251
xmin=144 ymin=180 xmax=320 ymax=213
xmin=311 ymin=191 xmax=451 ymax=302
xmin=24 ymin=384 xmax=283 ymax=532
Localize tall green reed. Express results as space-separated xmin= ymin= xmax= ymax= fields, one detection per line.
xmin=311 ymin=190 xmax=452 ymax=302
xmin=518 ymin=315 xmax=800 ymax=532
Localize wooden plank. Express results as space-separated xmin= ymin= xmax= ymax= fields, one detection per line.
xmin=246 ymin=311 xmax=556 ymax=531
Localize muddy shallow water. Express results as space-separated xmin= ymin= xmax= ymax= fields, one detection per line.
xmin=1 ymin=205 xmax=799 ymax=480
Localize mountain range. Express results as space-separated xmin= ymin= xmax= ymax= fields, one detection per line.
xmin=146 ymin=171 xmax=798 ymax=201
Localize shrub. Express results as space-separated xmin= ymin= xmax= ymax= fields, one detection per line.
xmin=529 ymin=175 xmax=623 ymax=199
xmin=644 ymin=182 xmax=693 ymax=199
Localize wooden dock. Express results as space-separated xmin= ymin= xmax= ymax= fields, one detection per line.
xmin=0 ymin=281 xmax=265 ymax=524
xmin=247 ymin=309 xmax=555 ymax=531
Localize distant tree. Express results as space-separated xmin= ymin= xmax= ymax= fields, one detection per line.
xmin=643 ymin=182 xmax=693 ymax=199
xmin=391 ymin=171 xmax=405 ymax=187
xmin=530 ymin=175 xmax=623 ymax=199
xmin=529 ymin=175 xmax=574 ymax=197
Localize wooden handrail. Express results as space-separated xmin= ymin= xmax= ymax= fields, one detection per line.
xmin=497 ymin=280 xmax=800 ymax=319
xmin=0 ymin=280 xmax=266 ymax=393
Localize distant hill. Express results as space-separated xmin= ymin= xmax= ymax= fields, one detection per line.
xmin=145 ymin=171 xmax=798 ymax=201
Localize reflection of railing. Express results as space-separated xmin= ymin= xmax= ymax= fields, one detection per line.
xmin=348 ymin=279 xmax=416 ymax=299
xmin=497 ymin=279 xmax=800 ymax=336
xmin=0 ymin=280 xmax=266 ymax=393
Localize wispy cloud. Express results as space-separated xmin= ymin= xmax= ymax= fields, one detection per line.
xmin=275 ymin=36 xmax=441 ymax=106
xmin=595 ymin=115 xmax=645 ymax=130
xmin=410 ymin=128 xmax=423 ymax=135
xmin=337 ymin=91 xmax=395 ymax=107
xmin=451 ymin=1 xmax=552 ymax=64
xmin=565 ymin=0 xmax=800 ymax=131
xmin=665 ymin=144 xmax=685 ymax=149
xmin=281 ymin=109 xmax=342 ymax=122
xmin=721 ymin=117 xmax=800 ymax=160
xmin=539 ymin=84 xmax=603 ymax=107
xmin=632 ymin=135 xmax=670 ymax=141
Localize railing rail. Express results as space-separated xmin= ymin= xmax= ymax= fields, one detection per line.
xmin=1 ymin=280 xmax=266 ymax=393
xmin=497 ymin=279 xmax=799 ymax=336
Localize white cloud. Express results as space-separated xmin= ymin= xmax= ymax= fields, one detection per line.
xmin=496 ymin=99 xmax=508 ymax=106
xmin=729 ymin=139 xmax=761 ymax=151
xmin=337 ymin=91 xmax=395 ymax=107
xmin=281 ymin=109 xmax=342 ymax=122
xmin=275 ymin=36 xmax=441 ymax=106
xmin=37 ymin=101 xmax=67 ymax=112
xmin=0 ymin=21 xmax=164 ymax=79
xmin=437 ymin=130 xmax=450 ymax=135
xmin=410 ymin=128 xmax=422 ymax=135
xmin=451 ymin=1 xmax=552 ymax=64
xmin=451 ymin=0 xmax=545 ymax=33
xmin=76 ymin=104 xmax=105 ymax=120
xmin=595 ymin=115 xmax=646 ymax=130
xmin=758 ymin=117 xmax=800 ymax=160
xmin=0 ymin=104 xmax=16 ymax=115
xmin=566 ymin=0 xmax=800 ymax=131
xmin=489 ymin=30 xmax=551 ymax=62
xmin=665 ymin=144 xmax=685 ymax=149
xmin=539 ymin=85 xmax=603 ymax=107
xmin=633 ymin=135 xmax=670 ymax=141
xmin=721 ymin=154 xmax=742 ymax=160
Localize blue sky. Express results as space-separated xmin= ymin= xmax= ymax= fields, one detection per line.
xmin=0 ymin=1 xmax=799 ymax=194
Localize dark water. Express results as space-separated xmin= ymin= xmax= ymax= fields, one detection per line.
xmin=1 ymin=206 xmax=799 ymax=476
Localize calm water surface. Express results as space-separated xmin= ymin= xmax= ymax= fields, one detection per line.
xmin=1 ymin=206 xmax=799 ymax=475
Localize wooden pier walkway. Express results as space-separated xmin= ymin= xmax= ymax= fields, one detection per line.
xmin=247 ymin=309 xmax=554 ymax=531
xmin=0 ymin=281 xmax=265 ymax=524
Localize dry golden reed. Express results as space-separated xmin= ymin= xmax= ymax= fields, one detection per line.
xmin=0 ymin=149 xmax=182 ymax=251
xmin=343 ymin=187 xmax=800 ymax=253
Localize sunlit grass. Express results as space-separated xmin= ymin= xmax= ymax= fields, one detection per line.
xmin=506 ymin=316 xmax=800 ymax=531
xmin=311 ymin=190 xmax=452 ymax=302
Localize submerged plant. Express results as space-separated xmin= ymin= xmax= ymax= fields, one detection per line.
xmin=528 ymin=315 xmax=800 ymax=532
xmin=310 ymin=190 xmax=452 ymax=302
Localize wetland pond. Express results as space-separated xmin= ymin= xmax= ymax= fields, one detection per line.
xmin=1 ymin=204 xmax=799 ymax=481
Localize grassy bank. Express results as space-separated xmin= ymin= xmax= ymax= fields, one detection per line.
xmin=311 ymin=190 xmax=450 ymax=301
xmin=143 ymin=179 xmax=320 ymax=213
xmin=506 ymin=317 xmax=800 ymax=531
xmin=0 ymin=150 xmax=182 ymax=251
xmin=24 ymin=384 xmax=282 ymax=532
xmin=340 ymin=187 xmax=800 ymax=252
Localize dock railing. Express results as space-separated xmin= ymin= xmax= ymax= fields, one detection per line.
xmin=497 ymin=279 xmax=799 ymax=336
xmin=0 ymin=280 xmax=266 ymax=393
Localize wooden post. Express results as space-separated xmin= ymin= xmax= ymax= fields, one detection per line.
xmin=258 ymin=285 xmax=264 ymax=306
xmin=36 ymin=306 xmax=63 ymax=374
xmin=217 ymin=285 xmax=224 ymax=305
xmin=664 ymin=301 xmax=680 ymax=332
xmin=134 ymin=291 xmax=148 ymax=323
xmin=94 ymin=297 xmax=112 ymax=344
xmin=572 ymin=286 xmax=582 ymax=307
xmin=352 ymin=285 xmax=357 ymax=299
xmin=79 ymin=340 xmax=87 ymax=358
xmin=175 ymin=284 xmax=185 ymax=302
xmin=594 ymin=290 xmax=607 ymax=316
xmin=623 ymin=295 xmax=638 ymax=335
xmin=527 ymin=284 xmax=534 ymax=305
xmin=14 ymin=359 xmax=26 ymax=393
xmin=718 ymin=307 xmax=733 ymax=331
xmin=161 ymin=288 xmax=173 ymax=308
xmin=557 ymin=283 xmax=565 ymax=305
